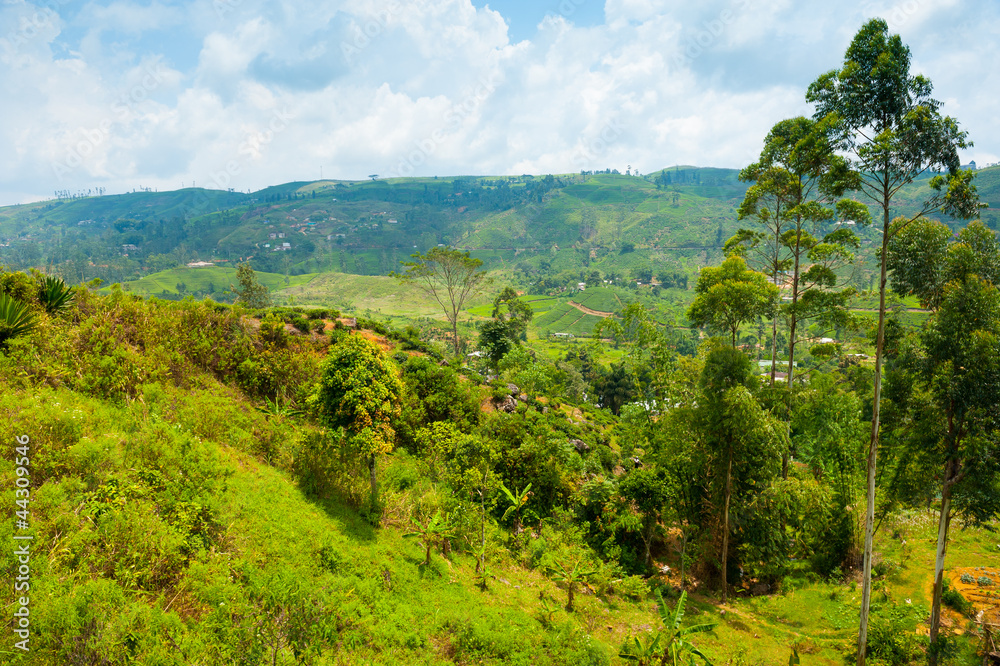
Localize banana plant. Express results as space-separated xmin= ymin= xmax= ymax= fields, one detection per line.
xmin=658 ymin=589 xmax=715 ymax=666
xmin=619 ymin=632 xmax=662 ymax=666
xmin=548 ymin=559 xmax=597 ymax=612
xmin=403 ymin=510 xmax=456 ymax=565
xmin=622 ymin=590 xmax=715 ymax=665
xmin=499 ymin=481 xmax=531 ymax=536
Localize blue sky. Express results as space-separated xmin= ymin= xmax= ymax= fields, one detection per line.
xmin=0 ymin=0 xmax=997 ymax=205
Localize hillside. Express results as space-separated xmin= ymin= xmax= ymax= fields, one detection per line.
xmin=1 ymin=270 xmax=998 ymax=665
xmin=0 ymin=169 xmax=751 ymax=287
xmin=4 ymin=167 xmax=998 ymax=296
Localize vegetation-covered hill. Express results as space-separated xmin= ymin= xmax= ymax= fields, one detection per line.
xmin=1 ymin=265 xmax=998 ymax=665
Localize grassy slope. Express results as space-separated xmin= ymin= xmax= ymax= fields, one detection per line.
xmin=0 ymin=286 xmax=995 ymax=664
xmin=273 ymin=271 xmax=492 ymax=319
xmin=123 ymin=266 xmax=318 ymax=296
xmin=3 ymin=383 xmax=995 ymax=665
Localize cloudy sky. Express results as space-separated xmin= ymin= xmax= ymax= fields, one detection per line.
xmin=1 ymin=0 xmax=997 ymax=205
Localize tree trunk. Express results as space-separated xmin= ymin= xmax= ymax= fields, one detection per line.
xmin=858 ymin=200 xmax=891 ymax=666
xmin=643 ymin=521 xmax=653 ymax=570
xmin=722 ymin=447 xmax=733 ymax=604
xmin=452 ymin=319 xmax=461 ymax=357
xmin=770 ymin=315 xmax=778 ymax=387
xmin=567 ymin=583 xmax=575 ymax=612
xmin=784 ymin=232 xmax=802 ymax=481
xmin=478 ymin=488 xmax=486 ymax=575
xmin=680 ymin=530 xmax=688 ymax=589
xmin=929 ymin=465 xmax=956 ymax=665
xmin=368 ymin=454 xmax=379 ymax=509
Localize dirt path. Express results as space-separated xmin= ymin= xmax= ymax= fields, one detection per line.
xmin=567 ymin=301 xmax=614 ymax=317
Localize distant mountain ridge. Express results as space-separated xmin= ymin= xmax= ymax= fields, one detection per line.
xmin=1 ymin=166 xmax=997 ymax=286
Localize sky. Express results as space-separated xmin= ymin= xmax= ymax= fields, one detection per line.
xmin=0 ymin=0 xmax=997 ymax=206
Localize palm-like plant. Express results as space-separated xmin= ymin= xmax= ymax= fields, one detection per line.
xmin=619 ymin=632 xmax=663 ymax=666
xmin=37 ymin=275 xmax=75 ymax=315
xmin=403 ymin=510 xmax=456 ymax=565
xmin=0 ymin=294 xmax=37 ymax=347
xmin=256 ymin=394 xmax=303 ymax=419
xmin=620 ymin=590 xmax=716 ymax=666
xmin=499 ymin=481 xmax=531 ymax=536
xmin=548 ymin=559 xmax=597 ymax=612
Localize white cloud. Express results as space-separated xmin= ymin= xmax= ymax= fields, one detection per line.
xmin=0 ymin=0 xmax=996 ymax=204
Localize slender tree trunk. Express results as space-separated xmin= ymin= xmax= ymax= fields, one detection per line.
xmin=478 ymin=488 xmax=486 ymax=575
xmin=722 ymin=447 xmax=733 ymax=604
xmin=452 ymin=318 xmax=460 ymax=357
xmin=770 ymin=315 xmax=778 ymax=387
xmin=567 ymin=583 xmax=575 ymax=612
xmin=680 ymin=530 xmax=688 ymax=589
xmin=783 ymin=232 xmax=802 ymax=481
xmin=929 ymin=463 xmax=956 ymax=665
xmin=858 ymin=200 xmax=891 ymax=666
xmin=368 ymin=454 xmax=379 ymax=509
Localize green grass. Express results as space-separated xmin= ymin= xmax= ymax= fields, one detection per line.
xmin=123 ymin=266 xmax=317 ymax=296
xmin=274 ymin=270 xmax=492 ymax=318
xmin=573 ymin=287 xmax=628 ymax=314
xmin=533 ymin=302 xmax=605 ymax=337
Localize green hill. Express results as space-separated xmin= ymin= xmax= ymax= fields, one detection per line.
xmin=123 ymin=265 xmax=318 ymax=298
xmin=1 ymin=269 xmax=997 ymax=665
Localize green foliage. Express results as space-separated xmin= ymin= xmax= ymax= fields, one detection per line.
xmin=687 ymin=256 xmax=779 ymax=347
xmin=258 ymin=312 xmax=288 ymax=347
xmin=233 ymin=261 xmax=271 ymax=308
xmin=37 ymin=274 xmax=76 ymax=314
xmin=548 ymin=559 xmax=598 ymax=612
xmin=862 ymin=601 xmax=927 ymax=665
xmin=500 ymin=481 xmax=533 ymax=535
xmin=478 ymin=287 xmax=534 ymax=367
xmin=395 ymin=354 xmax=482 ymax=451
xmin=0 ymin=292 xmax=37 ymax=347
xmin=310 ymin=333 xmax=403 ymax=510
xmin=941 ymin=586 xmax=972 ymax=615
xmin=403 ymin=509 xmax=456 ymax=565
xmin=395 ymin=246 xmax=488 ymax=355
xmin=620 ymin=590 xmax=716 ymax=665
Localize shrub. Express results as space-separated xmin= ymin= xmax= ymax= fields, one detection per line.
xmin=864 ymin=601 xmax=926 ymax=665
xmin=38 ymin=275 xmax=77 ymax=314
xmin=960 ymin=573 xmax=974 ymax=584
xmin=0 ymin=293 xmax=37 ymax=347
xmin=942 ymin=588 xmax=972 ymax=616
xmin=291 ymin=316 xmax=310 ymax=333
xmin=259 ymin=313 xmax=288 ymax=347
xmin=978 ymin=575 xmax=994 ymax=586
